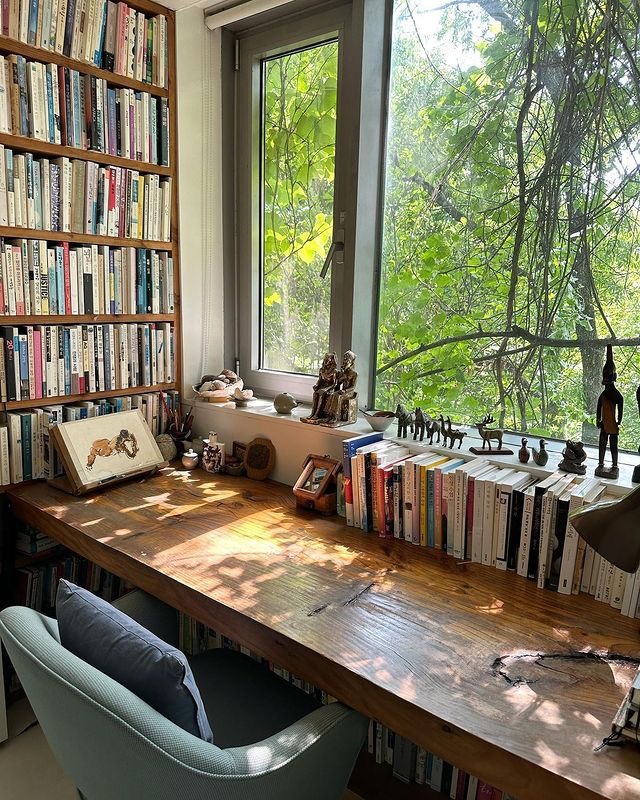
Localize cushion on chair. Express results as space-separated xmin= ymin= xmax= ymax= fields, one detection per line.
xmin=56 ymin=579 xmax=214 ymax=743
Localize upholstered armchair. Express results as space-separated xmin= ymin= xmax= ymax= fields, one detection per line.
xmin=0 ymin=590 xmax=368 ymax=800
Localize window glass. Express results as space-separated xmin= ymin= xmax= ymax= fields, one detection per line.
xmin=260 ymin=41 xmax=339 ymax=375
xmin=376 ymin=0 xmax=640 ymax=448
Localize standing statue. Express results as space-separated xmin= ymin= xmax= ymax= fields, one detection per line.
xmin=595 ymin=345 xmax=623 ymax=479
xmin=413 ymin=408 xmax=426 ymax=441
xmin=302 ymin=351 xmax=358 ymax=428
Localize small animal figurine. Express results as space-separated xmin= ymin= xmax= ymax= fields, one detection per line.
xmin=532 ymin=439 xmax=548 ymax=466
xmin=413 ymin=408 xmax=426 ymax=441
xmin=558 ymin=440 xmax=587 ymax=475
xmin=438 ymin=415 xmax=449 ymax=447
xmin=425 ymin=414 xmax=441 ymax=445
xmin=396 ymin=404 xmax=414 ymax=438
xmin=475 ymin=414 xmax=504 ymax=451
xmin=445 ymin=416 xmax=467 ymax=449
xmin=518 ymin=437 xmax=530 ymax=463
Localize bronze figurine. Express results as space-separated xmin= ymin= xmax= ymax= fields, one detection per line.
xmin=558 ymin=440 xmax=587 ymax=475
xmin=302 ymin=351 xmax=358 ymax=428
xmin=396 ymin=404 xmax=414 ymax=438
xmin=518 ymin=438 xmax=530 ymax=463
xmin=532 ymin=439 xmax=548 ymax=466
xmin=595 ymin=345 xmax=623 ymax=479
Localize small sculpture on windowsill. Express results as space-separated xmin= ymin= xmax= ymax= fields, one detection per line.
xmin=443 ymin=416 xmax=467 ymax=449
xmin=532 ymin=439 xmax=548 ymax=466
xmin=301 ymin=351 xmax=358 ymax=428
xmin=558 ymin=440 xmax=587 ymax=475
xmin=469 ymin=414 xmax=513 ymax=455
xmin=413 ymin=408 xmax=426 ymax=441
xmin=396 ymin=404 xmax=414 ymax=438
xmin=425 ymin=414 xmax=441 ymax=445
xmin=595 ymin=345 xmax=623 ymax=480
xmin=518 ymin=438 xmax=530 ymax=463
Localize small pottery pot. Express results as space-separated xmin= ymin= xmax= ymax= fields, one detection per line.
xmin=181 ymin=449 xmax=199 ymax=470
xmin=274 ymin=392 xmax=298 ymax=414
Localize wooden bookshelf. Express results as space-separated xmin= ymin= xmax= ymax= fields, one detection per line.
xmin=0 ymin=0 xmax=182 ymax=485
xmin=0 ymin=227 xmax=173 ymax=250
xmin=0 ymin=132 xmax=172 ymax=176
xmin=3 ymin=382 xmax=178 ymax=411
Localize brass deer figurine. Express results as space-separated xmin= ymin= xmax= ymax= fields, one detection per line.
xmin=475 ymin=414 xmax=504 ymax=451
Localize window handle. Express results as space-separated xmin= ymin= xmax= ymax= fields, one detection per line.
xmin=320 ymin=230 xmax=345 ymax=279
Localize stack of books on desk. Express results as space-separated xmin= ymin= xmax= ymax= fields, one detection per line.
xmin=339 ymin=433 xmax=640 ymax=620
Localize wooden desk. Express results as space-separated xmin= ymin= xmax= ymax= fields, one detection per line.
xmin=7 ymin=468 xmax=640 ymax=800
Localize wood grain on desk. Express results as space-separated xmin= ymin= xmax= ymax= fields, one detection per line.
xmin=8 ymin=468 xmax=640 ymax=800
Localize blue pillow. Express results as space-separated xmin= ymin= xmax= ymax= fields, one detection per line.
xmin=56 ymin=580 xmax=213 ymax=743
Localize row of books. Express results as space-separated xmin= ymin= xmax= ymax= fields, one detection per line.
xmin=0 ymin=56 xmax=170 ymax=165
xmin=367 ymin=721 xmax=513 ymax=798
xmin=2 ymin=388 xmax=180 ymax=483
xmin=0 ymin=238 xmax=174 ymax=315
xmin=2 ymin=0 xmax=169 ymax=88
xmin=340 ymin=433 xmax=640 ymax=618
xmin=0 ymin=146 xmax=172 ymax=241
xmin=14 ymin=550 xmax=131 ymax=616
xmin=0 ymin=322 xmax=175 ymax=402
xmin=177 ymin=613 xmax=516 ymax=799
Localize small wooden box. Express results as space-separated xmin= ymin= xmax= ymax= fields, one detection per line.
xmin=293 ymin=454 xmax=342 ymax=515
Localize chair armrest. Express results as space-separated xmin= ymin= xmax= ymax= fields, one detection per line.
xmin=225 ymin=702 xmax=368 ymax=775
xmin=112 ymin=590 xmax=179 ymax=647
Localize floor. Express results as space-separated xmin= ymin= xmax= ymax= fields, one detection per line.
xmin=0 ymin=698 xmax=363 ymax=800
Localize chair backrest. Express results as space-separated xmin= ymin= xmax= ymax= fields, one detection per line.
xmin=0 ymin=605 xmax=236 ymax=800
xmin=1 ymin=605 xmax=368 ymax=800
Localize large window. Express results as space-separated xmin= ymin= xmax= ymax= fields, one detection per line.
xmin=376 ymin=0 xmax=640 ymax=449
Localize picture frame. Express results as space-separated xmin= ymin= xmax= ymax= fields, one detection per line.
xmin=49 ymin=409 xmax=167 ymax=495
xmin=293 ymin=454 xmax=342 ymax=514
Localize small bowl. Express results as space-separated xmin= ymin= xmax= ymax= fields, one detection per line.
xmin=362 ymin=410 xmax=396 ymax=432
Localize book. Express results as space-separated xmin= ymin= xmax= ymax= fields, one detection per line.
xmin=558 ymin=479 xmax=603 ymax=594
xmin=495 ymin=471 xmax=535 ymax=570
xmin=527 ymin=471 xmax=564 ymax=581
xmin=341 ymin=432 xmax=384 ymax=527
xmin=537 ymin=475 xmax=575 ymax=589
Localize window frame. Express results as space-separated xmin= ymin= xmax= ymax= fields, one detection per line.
xmin=226 ymin=0 xmax=392 ymax=405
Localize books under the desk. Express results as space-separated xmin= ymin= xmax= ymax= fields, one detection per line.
xmin=339 ymin=433 xmax=640 ymax=619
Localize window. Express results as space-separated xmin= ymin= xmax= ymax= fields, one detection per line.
xmin=260 ymin=40 xmax=339 ymax=375
xmin=230 ymin=0 xmax=639 ymax=450
xmin=375 ymin=0 xmax=640 ymax=449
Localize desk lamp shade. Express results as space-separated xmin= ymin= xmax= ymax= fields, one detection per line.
xmin=569 ymin=485 xmax=640 ymax=574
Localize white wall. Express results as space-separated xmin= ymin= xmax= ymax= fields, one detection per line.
xmin=176 ymin=8 xmax=225 ymax=393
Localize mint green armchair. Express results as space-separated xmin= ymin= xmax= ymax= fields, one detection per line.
xmin=0 ymin=591 xmax=367 ymax=800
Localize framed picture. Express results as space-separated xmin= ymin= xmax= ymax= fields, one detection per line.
xmin=49 ymin=409 xmax=166 ymax=495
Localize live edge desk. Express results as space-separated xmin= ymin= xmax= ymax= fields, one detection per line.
xmin=7 ymin=468 xmax=640 ymax=800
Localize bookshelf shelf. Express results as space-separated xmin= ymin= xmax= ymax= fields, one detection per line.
xmin=0 ymin=35 xmax=170 ymax=98
xmin=3 ymin=382 xmax=178 ymax=411
xmin=0 ymin=227 xmax=173 ymax=250
xmin=1 ymin=314 xmax=176 ymax=325
xmin=14 ymin=544 xmax=65 ymax=569
xmin=0 ymin=133 xmax=172 ymax=176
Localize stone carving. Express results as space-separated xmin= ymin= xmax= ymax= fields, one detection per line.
xmin=302 ymin=351 xmax=358 ymax=428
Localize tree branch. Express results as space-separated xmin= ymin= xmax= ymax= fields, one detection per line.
xmin=377 ymin=325 xmax=640 ymax=375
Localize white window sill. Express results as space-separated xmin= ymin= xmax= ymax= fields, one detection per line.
xmin=190 ymin=398 xmax=639 ymax=493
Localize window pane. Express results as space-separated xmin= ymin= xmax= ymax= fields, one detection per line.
xmin=376 ymin=0 xmax=640 ymax=449
xmin=261 ymin=41 xmax=338 ymax=375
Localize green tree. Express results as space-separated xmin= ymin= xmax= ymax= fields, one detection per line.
xmin=376 ymin=0 xmax=640 ymax=450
